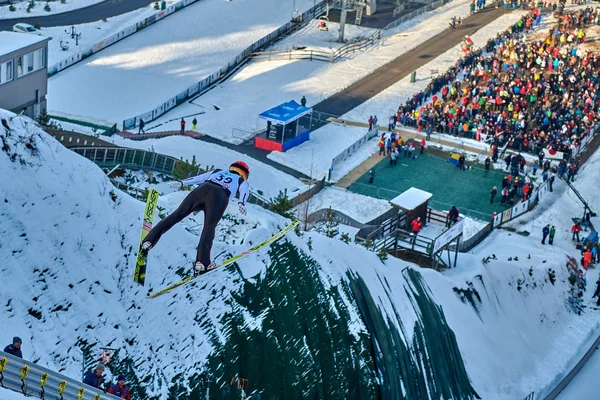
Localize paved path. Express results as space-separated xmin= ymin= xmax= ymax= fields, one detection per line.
xmin=120 ymin=130 xmax=204 ymax=140
xmin=0 ymin=0 xmax=152 ymax=30
xmin=333 ymin=119 xmax=491 ymax=188
xmin=311 ymin=6 xmax=508 ymax=122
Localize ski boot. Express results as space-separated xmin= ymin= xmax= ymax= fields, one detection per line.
xmin=140 ymin=241 xmax=153 ymax=257
xmin=194 ymin=261 xmax=218 ymax=277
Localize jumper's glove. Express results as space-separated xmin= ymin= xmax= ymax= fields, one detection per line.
xmin=238 ymin=203 xmax=247 ymax=216
xmin=168 ymin=180 xmax=183 ymax=188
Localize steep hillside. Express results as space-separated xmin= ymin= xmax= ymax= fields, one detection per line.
xmin=1 ymin=110 xmax=599 ymax=400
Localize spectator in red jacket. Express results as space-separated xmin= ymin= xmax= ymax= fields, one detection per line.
xmin=108 ymin=375 xmax=132 ymax=400
xmin=447 ymin=206 xmax=460 ymax=227
xmin=572 ymin=223 xmax=581 ymax=242
xmin=411 ymin=217 xmax=422 ymax=234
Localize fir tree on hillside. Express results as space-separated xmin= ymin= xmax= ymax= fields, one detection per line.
xmin=270 ymin=189 xmax=294 ymax=218
xmin=172 ymin=155 xmax=203 ymax=184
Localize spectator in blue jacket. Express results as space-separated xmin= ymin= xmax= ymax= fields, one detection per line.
xmin=4 ymin=337 xmax=23 ymax=358
xmin=83 ymin=364 xmax=105 ymax=388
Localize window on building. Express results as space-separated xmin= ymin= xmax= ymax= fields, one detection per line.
xmin=6 ymin=60 xmax=13 ymax=82
xmin=27 ymin=52 xmax=34 ymax=72
xmin=39 ymin=48 xmax=46 ymax=68
xmin=17 ymin=56 xmax=23 ymax=77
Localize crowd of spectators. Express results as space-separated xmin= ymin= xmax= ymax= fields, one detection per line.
xmin=394 ymin=7 xmax=600 ymax=159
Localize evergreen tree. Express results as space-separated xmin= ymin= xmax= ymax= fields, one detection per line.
xmin=377 ymin=247 xmax=388 ymax=262
xmin=172 ymin=155 xmax=202 ymax=183
xmin=324 ymin=207 xmax=339 ymax=238
xmin=270 ymin=189 xmax=294 ymax=218
xmin=36 ymin=109 xmax=61 ymax=129
xmin=339 ymin=232 xmax=351 ymax=244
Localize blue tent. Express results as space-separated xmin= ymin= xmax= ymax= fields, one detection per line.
xmin=258 ymin=100 xmax=312 ymax=125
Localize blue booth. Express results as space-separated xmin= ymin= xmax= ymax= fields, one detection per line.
xmin=255 ymin=100 xmax=312 ymax=152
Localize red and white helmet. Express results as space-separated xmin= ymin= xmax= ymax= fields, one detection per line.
xmin=229 ymin=161 xmax=250 ymax=180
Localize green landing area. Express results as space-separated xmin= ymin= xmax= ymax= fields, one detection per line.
xmin=348 ymin=152 xmax=515 ymax=220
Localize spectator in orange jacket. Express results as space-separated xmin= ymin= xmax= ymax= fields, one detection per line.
xmin=584 ymin=249 xmax=592 ymax=270
xmin=378 ymin=138 xmax=385 ymax=156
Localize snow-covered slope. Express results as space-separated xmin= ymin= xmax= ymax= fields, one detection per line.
xmin=2 ymin=110 xmax=599 ymax=399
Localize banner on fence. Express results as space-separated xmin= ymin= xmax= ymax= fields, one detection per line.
xmin=433 ymin=219 xmax=464 ymax=254
xmin=511 ymin=199 xmax=529 ymax=219
xmin=493 ymin=212 xmax=503 ymax=228
xmin=537 ymin=180 xmax=549 ymax=202
xmin=329 ymin=129 xmax=373 ymax=178
xmin=502 ymin=208 xmax=512 ymax=223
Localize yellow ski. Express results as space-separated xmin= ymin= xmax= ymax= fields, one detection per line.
xmin=134 ymin=189 xmax=160 ymax=285
xmin=147 ymin=220 xmax=299 ymax=299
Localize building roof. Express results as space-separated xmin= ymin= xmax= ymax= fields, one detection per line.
xmin=258 ymin=100 xmax=312 ymax=125
xmin=0 ymin=31 xmax=48 ymax=57
xmin=390 ymin=187 xmax=433 ymax=210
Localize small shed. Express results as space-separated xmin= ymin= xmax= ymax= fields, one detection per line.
xmin=390 ymin=187 xmax=432 ymax=228
xmin=255 ymin=100 xmax=312 ymax=152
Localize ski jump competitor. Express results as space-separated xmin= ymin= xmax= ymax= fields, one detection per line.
xmin=140 ymin=161 xmax=250 ymax=276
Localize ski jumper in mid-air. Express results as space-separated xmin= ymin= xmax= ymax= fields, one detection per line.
xmin=140 ymin=161 xmax=250 ymax=275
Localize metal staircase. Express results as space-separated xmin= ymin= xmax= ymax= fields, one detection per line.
xmin=355 ymin=5 xmax=364 ymax=25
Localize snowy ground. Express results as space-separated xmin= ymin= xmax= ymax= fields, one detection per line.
xmin=106 ymin=134 xmax=309 ymax=200
xmin=269 ymin=19 xmax=380 ymax=53
xmin=556 ymin=344 xmax=600 ymax=399
xmin=292 ymin=186 xmax=392 ymax=224
xmin=40 ymin=1 xmax=178 ymax=66
xmin=3 ymin=109 xmax=600 ymax=400
xmin=47 ymin=0 xmax=316 ymax=124
xmin=0 ymin=0 xmax=102 ymax=18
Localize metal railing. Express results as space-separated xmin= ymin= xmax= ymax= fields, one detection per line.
xmin=374 ymin=228 xmax=435 ymax=255
xmin=109 ymin=179 xmax=148 ymax=201
xmin=384 ymin=0 xmax=451 ymax=30
xmin=250 ymin=49 xmax=335 ymax=63
xmin=250 ymin=29 xmax=381 ymax=64
xmin=0 ymin=351 xmax=120 ymax=400
xmin=70 ymin=147 xmax=179 ymax=175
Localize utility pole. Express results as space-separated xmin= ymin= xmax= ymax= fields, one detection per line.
xmin=339 ymin=0 xmax=347 ymax=42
